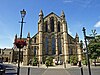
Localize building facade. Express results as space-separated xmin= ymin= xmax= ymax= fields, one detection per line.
xmin=0 ymin=48 xmax=14 ymax=63
xmin=14 ymin=10 xmax=82 ymax=65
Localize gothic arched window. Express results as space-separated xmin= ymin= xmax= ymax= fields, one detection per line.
xmin=34 ymin=46 xmax=36 ymax=56
xmin=69 ymin=49 xmax=73 ymax=55
xmin=58 ymin=38 xmax=62 ymax=54
xmin=50 ymin=17 xmax=54 ymax=32
xmin=58 ymin=21 xmax=60 ymax=32
xmin=45 ymin=21 xmax=48 ymax=32
xmin=52 ymin=37 xmax=55 ymax=55
xmin=45 ymin=37 xmax=48 ymax=55
xmin=34 ymin=37 xmax=36 ymax=43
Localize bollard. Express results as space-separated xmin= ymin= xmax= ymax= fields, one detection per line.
xmin=80 ymin=67 xmax=83 ymax=75
xmin=78 ymin=61 xmax=84 ymax=75
xmin=27 ymin=67 xmax=30 ymax=75
xmin=64 ymin=62 xmax=66 ymax=68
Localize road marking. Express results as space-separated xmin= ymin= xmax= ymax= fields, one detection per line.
xmin=64 ymin=69 xmax=71 ymax=75
xmin=41 ymin=68 xmax=48 ymax=75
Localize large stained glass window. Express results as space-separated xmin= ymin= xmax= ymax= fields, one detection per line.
xmin=45 ymin=21 xmax=48 ymax=32
xmin=58 ymin=21 xmax=60 ymax=32
xmin=50 ymin=17 xmax=54 ymax=32
xmin=52 ymin=37 xmax=55 ymax=55
xmin=45 ymin=37 xmax=48 ymax=55
xmin=58 ymin=38 xmax=62 ymax=54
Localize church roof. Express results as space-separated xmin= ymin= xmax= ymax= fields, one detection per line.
xmin=44 ymin=12 xmax=61 ymax=19
xmin=31 ymin=32 xmax=38 ymax=39
xmin=68 ymin=33 xmax=75 ymax=41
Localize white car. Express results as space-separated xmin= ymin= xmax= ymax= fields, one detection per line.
xmin=55 ymin=60 xmax=63 ymax=65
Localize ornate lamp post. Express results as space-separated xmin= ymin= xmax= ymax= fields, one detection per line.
xmin=16 ymin=9 xmax=26 ymax=75
xmin=20 ymin=9 xmax=26 ymax=39
xmin=82 ymin=27 xmax=91 ymax=75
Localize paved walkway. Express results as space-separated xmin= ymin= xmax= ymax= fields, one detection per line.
xmin=3 ymin=62 xmax=100 ymax=69
xmin=3 ymin=62 xmax=71 ymax=68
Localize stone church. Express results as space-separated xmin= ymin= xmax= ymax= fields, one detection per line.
xmin=14 ymin=10 xmax=82 ymax=65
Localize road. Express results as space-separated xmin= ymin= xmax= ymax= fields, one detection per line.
xmin=2 ymin=63 xmax=100 ymax=75
xmin=66 ymin=67 xmax=100 ymax=75
xmin=19 ymin=67 xmax=100 ymax=75
xmin=40 ymin=69 xmax=70 ymax=75
xmin=21 ymin=67 xmax=100 ymax=75
xmin=20 ymin=67 xmax=46 ymax=75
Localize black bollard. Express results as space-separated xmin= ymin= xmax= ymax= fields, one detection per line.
xmin=78 ymin=61 xmax=84 ymax=75
xmin=27 ymin=67 xmax=30 ymax=75
xmin=80 ymin=67 xmax=83 ymax=75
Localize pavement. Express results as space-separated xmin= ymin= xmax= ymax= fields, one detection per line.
xmin=3 ymin=62 xmax=72 ymax=68
xmin=3 ymin=62 xmax=100 ymax=69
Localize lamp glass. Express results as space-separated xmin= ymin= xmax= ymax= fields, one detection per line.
xmin=20 ymin=9 xmax=26 ymax=18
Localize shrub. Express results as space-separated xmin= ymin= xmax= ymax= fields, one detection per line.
xmin=32 ymin=56 xmax=38 ymax=66
xmin=45 ymin=56 xmax=54 ymax=66
xmin=70 ymin=55 xmax=78 ymax=65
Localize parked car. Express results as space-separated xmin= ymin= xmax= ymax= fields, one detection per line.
xmin=55 ymin=60 xmax=63 ymax=65
xmin=0 ymin=64 xmax=6 ymax=75
xmin=58 ymin=60 xmax=63 ymax=65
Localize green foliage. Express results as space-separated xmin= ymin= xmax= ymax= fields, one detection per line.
xmin=88 ymin=35 xmax=100 ymax=59
xmin=32 ymin=56 xmax=38 ymax=66
xmin=45 ymin=56 xmax=54 ymax=66
xmin=82 ymin=55 xmax=87 ymax=65
xmin=70 ymin=55 xmax=78 ymax=65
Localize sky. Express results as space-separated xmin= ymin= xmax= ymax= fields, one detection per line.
xmin=0 ymin=0 xmax=100 ymax=48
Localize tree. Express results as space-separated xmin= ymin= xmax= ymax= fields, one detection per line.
xmin=87 ymin=29 xmax=100 ymax=66
xmin=88 ymin=35 xmax=100 ymax=66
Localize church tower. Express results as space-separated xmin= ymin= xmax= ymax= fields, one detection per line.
xmin=61 ymin=11 xmax=69 ymax=63
xmin=38 ymin=10 xmax=44 ymax=63
xmin=23 ymin=32 xmax=30 ymax=65
xmin=75 ymin=33 xmax=82 ymax=61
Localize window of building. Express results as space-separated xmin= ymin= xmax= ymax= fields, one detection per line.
xmin=58 ymin=21 xmax=60 ymax=32
xmin=9 ymin=52 xmax=11 ymax=54
xmin=34 ymin=46 xmax=36 ymax=56
xmin=34 ymin=37 xmax=36 ymax=43
xmin=58 ymin=38 xmax=62 ymax=54
xmin=52 ymin=37 xmax=55 ymax=55
xmin=69 ymin=49 xmax=73 ymax=55
xmin=50 ymin=17 xmax=54 ymax=32
xmin=45 ymin=37 xmax=48 ymax=55
xmin=3 ymin=52 xmax=4 ymax=54
xmin=45 ymin=21 xmax=48 ymax=32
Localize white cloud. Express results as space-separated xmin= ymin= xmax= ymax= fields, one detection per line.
xmin=94 ymin=21 xmax=100 ymax=27
xmin=63 ymin=0 xmax=95 ymax=8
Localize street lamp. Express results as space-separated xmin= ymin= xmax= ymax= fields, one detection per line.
xmin=82 ymin=27 xmax=91 ymax=75
xmin=17 ymin=9 xmax=26 ymax=75
xmin=20 ymin=9 xmax=26 ymax=39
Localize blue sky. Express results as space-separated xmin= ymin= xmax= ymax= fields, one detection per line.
xmin=0 ymin=0 xmax=100 ymax=48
